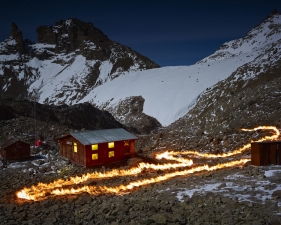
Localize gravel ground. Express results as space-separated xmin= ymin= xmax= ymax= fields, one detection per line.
xmin=0 ymin=150 xmax=281 ymax=225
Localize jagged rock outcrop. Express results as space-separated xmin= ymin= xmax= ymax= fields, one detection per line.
xmin=37 ymin=18 xmax=109 ymax=56
xmin=9 ymin=22 xmax=24 ymax=54
xmin=98 ymin=96 xmax=162 ymax=134
xmin=0 ymin=22 xmax=26 ymax=55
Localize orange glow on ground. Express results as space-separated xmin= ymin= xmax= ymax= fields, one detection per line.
xmin=16 ymin=126 xmax=280 ymax=201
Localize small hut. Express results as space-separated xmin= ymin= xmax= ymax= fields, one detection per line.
xmin=0 ymin=137 xmax=30 ymax=160
xmin=56 ymin=128 xmax=138 ymax=167
xmin=251 ymin=141 xmax=281 ymax=166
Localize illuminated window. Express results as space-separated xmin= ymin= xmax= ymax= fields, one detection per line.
xmin=108 ymin=142 xmax=114 ymax=148
xmin=92 ymin=144 xmax=98 ymax=150
xmin=92 ymin=153 xmax=98 ymax=160
xmin=124 ymin=140 xmax=129 ymax=146
xmin=108 ymin=151 xmax=114 ymax=158
xmin=73 ymin=143 xmax=77 ymax=153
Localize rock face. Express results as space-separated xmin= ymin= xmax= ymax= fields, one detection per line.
xmin=9 ymin=22 xmax=24 ymax=53
xmin=36 ymin=18 xmax=109 ymax=56
xmin=0 ymin=19 xmax=159 ymax=104
xmin=99 ymin=96 xmax=162 ymax=134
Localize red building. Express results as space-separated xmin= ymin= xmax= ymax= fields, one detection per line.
xmin=251 ymin=141 xmax=281 ymax=166
xmin=0 ymin=137 xmax=30 ymax=160
xmin=57 ymin=128 xmax=137 ymax=167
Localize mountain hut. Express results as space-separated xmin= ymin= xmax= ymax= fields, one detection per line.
xmin=251 ymin=141 xmax=281 ymax=166
xmin=56 ymin=128 xmax=137 ymax=167
xmin=0 ymin=137 xmax=30 ymax=160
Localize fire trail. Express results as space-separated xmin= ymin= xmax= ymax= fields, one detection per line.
xmin=16 ymin=126 xmax=279 ymax=201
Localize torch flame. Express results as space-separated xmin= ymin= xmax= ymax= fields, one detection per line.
xmin=16 ymin=126 xmax=279 ymax=201
xmin=168 ymin=126 xmax=280 ymax=158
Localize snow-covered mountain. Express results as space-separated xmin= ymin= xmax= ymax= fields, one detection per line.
xmin=1 ymin=11 xmax=281 ymax=131
xmin=79 ymin=10 xmax=281 ymax=126
xmin=0 ymin=18 xmax=159 ymax=103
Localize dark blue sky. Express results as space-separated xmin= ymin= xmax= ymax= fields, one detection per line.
xmin=1 ymin=0 xmax=281 ymax=66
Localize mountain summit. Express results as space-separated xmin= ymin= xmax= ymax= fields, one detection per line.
xmin=0 ymin=18 xmax=159 ymax=102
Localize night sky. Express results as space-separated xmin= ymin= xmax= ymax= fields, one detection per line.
xmin=1 ymin=0 xmax=281 ymax=66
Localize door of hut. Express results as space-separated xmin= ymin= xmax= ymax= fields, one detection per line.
xmin=62 ymin=143 xmax=66 ymax=157
xmin=124 ymin=140 xmax=130 ymax=156
xmin=260 ymin=144 xmax=269 ymax=166
xmin=277 ymin=144 xmax=281 ymax=165
xmin=65 ymin=143 xmax=72 ymax=159
xmin=76 ymin=143 xmax=85 ymax=166
xmin=269 ymin=144 xmax=277 ymax=165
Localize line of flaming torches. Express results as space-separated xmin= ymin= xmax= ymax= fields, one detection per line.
xmin=16 ymin=126 xmax=279 ymax=201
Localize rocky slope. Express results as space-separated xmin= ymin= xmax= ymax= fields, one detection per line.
xmin=0 ymin=18 xmax=159 ymax=104
xmin=97 ymin=96 xmax=162 ymax=134
xmin=134 ymin=10 xmax=281 ymax=154
xmin=0 ymin=98 xmax=125 ymax=150
xmin=153 ymin=44 xmax=281 ymax=153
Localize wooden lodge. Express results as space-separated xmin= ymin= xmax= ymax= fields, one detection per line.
xmin=56 ymin=128 xmax=137 ymax=167
xmin=0 ymin=137 xmax=30 ymax=160
xmin=251 ymin=141 xmax=281 ymax=166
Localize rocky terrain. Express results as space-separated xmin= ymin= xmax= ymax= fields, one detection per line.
xmin=0 ymin=98 xmax=125 ymax=151
xmin=0 ymin=146 xmax=281 ymax=225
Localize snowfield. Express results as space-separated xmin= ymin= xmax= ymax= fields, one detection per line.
xmin=78 ymin=13 xmax=281 ymax=126
xmin=79 ymin=52 xmax=257 ymax=126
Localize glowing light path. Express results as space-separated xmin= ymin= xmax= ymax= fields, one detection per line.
xmin=16 ymin=126 xmax=279 ymax=201
xmin=169 ymin=126 xmax=280 ymax=158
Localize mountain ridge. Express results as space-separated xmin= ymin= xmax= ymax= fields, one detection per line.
xmin=0 ymin=18 xmax=159 ymax=103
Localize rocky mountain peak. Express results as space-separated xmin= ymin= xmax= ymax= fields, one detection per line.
xmin=37 ymin=18 xmax=109 ymax=53
xmin=7 ymin=22 xmax=24 ymax=54
xmin=270 ymin=9 xmax=280 ymax=16
xmin=10 ymin=22 xmax=19 ymax=39
xmin=0 ymin=18 xmax=159 ymax=104
xmin=197 ymin=10 xmax=281 ymax=64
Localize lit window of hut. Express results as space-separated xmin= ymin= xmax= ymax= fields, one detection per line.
xmin=92 ymin=153 xmax=98 ymax=160
xmin=92 ymin=144 xmax=98 ymax=150
xmin=108 ymin=151 xmax=114 ymax=158
xmin=73 ymin=143 xmax=77 ymax=152
xmin=108 ymin=142 xmax=114 ymax=148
